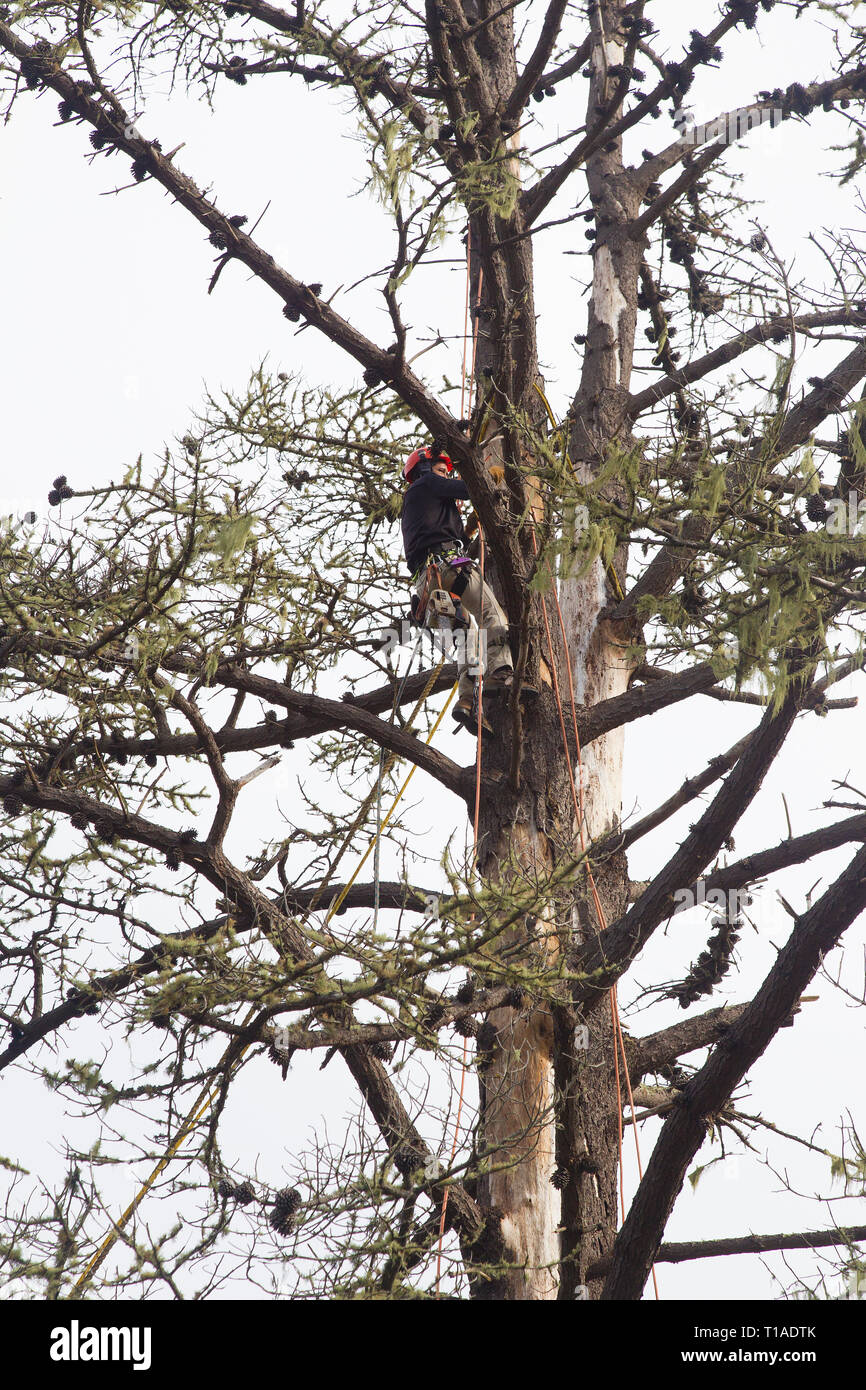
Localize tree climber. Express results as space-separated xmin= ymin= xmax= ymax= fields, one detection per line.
xmin=401 ymin=443 xmax=514 ymax=734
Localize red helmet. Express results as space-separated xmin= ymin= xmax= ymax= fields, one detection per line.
xmin=403 ymin=445 xmax=453 ymax=482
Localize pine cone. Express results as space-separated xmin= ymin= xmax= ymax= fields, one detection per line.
xmin=668 ymin=915 xmax=741 ymax=1008
xmin=269 ymin=1186 xmax=302 ymax=1236
xmin=393 ymin=1145 xmax=419 ymax=1176
xmin=456 ymin=977 xmax=475 ymax=1004
xmin=784 ymin=81 xmax=814 ymax=117
xmin=225 ymin=55 xmax=247 ymax=85
xmin=454 ymin=1016 xmax=479 ymax=1038
xmin=267 ymin=1040 xmax=294 ymax=1073
xmin=67 ymin=988 xmax=100 ymax=1017
xmin=20 ymin=59 xmax=42 ymax=90
xmin=729 ymin=0 xmax=759 ymax=28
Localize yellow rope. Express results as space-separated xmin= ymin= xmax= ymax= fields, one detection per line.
xmin=73 ymin=1085 xmax=219 ymax=1293
xmin=73 ymin=675 xmax=459 ymax=1293
xmin=309 ymin=655 xmax=450 ymax=918
xmin=325 ymin=680 xmax=458 ymax=921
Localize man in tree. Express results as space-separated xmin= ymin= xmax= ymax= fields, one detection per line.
xmin=401 ymin=443 xmax=514 ymax=733
xmin=2 ymin=0 xmax=866 ymax=1306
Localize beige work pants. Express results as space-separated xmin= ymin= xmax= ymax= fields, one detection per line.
xmin=417 ymin=562 xmax=512 ymax=701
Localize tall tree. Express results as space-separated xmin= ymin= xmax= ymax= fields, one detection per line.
xmin=2 ymin=0 xmax=866 ymax=1300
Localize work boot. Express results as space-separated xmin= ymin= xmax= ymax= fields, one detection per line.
xmin=482 ymin=665 xmax=514 ymax=690
xmin=483 ymin=669 xmax=540 ymax=698
xmin=451 ymin=694 xmax=493 ymax=736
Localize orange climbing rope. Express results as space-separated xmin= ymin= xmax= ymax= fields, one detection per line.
xmin=531 ymin=389 xmax=660 ymax=1299
xmin=437 ymin=248 xmax=658 ymax=1296
xmin=460 ymin=234 xmax=473 ymax=424
xmin=435 ymin=238 xmax=486 ymax=1297
xmin=459 ymin=230 xmax=484 ymax=424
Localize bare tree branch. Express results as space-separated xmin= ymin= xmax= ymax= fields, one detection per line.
xmin=603 ymin=840 xmax=866 ymax=1299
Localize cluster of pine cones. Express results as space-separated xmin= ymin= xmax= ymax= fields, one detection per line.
xmin=668 ymin=916 xmax=742 ymax=1008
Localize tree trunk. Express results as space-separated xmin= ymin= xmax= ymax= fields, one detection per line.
xmin=465 ymin=0 xmax=644 ymax=1299
xmin=470 ymin=600 xmax=631 ymax=1300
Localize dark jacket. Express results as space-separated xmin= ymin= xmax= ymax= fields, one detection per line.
xmin=401 ymin=472 xmax=470 ymax=575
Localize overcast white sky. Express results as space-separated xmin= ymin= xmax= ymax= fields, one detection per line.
xmin=2 ymin=0 xmax=865 ymax=1301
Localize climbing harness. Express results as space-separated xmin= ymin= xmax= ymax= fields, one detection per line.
xmin=410 ymin=557 xmax=472 ymax=634
xmin=410 ymin=547 xmax=499 ymax=740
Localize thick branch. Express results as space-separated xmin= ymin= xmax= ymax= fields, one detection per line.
xmin=522 ymin=8 xmax=744 ymax=225
xmin=628 ymin=143 xmax=723 ymax=242
xmin=695 ymin=812 xmax=866 ymax=904
xmin=643 ymin=66 xmax=866 ymax=184
xmin=575 ymin=687 xmax=803 ymax=999
xmin=589 ymin=1222 xmax=866 ymax=1279
xmin=611 ymin=338 xmax=866 ymax=632
xmin=599 ymin=731 xmax=755 ymax=858
xmin=628 ymin=312 xmax=866 ymax=419
xmin=625 ymin=1003 xmax=749 ymax=1084
xmin=656 ymin=1224 xmax=866 ymax=1265
xmin=214 ymin=663 xmax=471 ymax=799
xmin=502 ymin=1 xmax=568 ymax=121
xmin=578 ymin=661 xmax=720 ymax=747
xmin=0 ymin=23 xmax=514 ymax=580
xmin=603 ymin=840 xmax=866 ymax=1299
